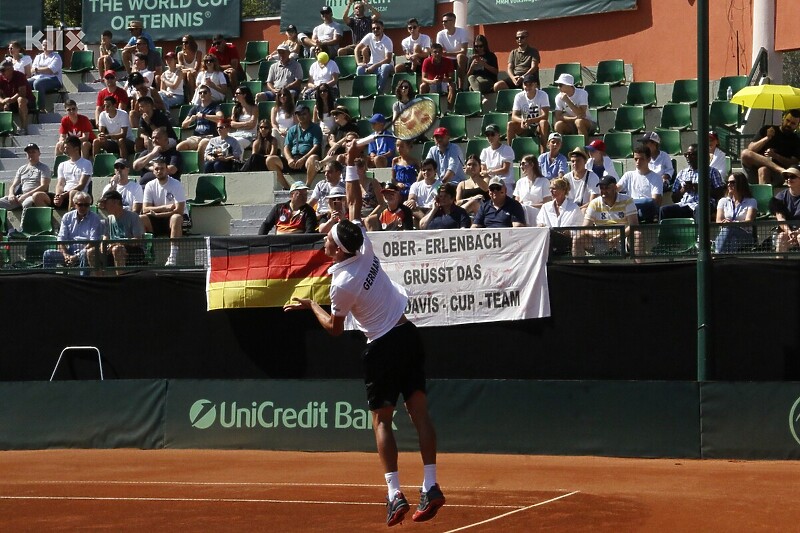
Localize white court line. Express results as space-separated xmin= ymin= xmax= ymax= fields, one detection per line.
xmin=443 ymin=490 xmax=581 ymax=533
xmin=5 ymin=480 xmax=496 ymax=490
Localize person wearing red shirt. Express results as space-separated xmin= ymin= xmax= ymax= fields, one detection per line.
xmin=208 ymin=34 xmax=243 ymax=89
xmin=56 ymin=100 xmax=95 ymax=160
xmin=95 ymin=70 xmax=130 ymax=124
xmin=420 ymin=44 xmax=455 ymax=108
xmin=0 ymin=60 xmax=33 ymax=134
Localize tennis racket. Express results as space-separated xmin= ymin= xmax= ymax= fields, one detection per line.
xmin=355 ymin=97 xmax=437 ymax=146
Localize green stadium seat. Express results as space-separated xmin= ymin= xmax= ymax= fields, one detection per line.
xmin=352 ymin=75 xmax=378 ymax=99
xmin=54 ymin=155 xmax=69 ymax=174
xmin=187 ymin=175 xmax=227 ymax=207
xmin=239 ymin=80 xmax=262 ymax=97
xmin=595 ymin=59 xmax=625 ymax=86
xmin=717 ymin=75 xmax=748 ymax=101
xmin=670 ymin=79 xmax=699 ymax=105
xmin=178 ymin=104 xmax=195 ymax=125
xmin=586 ymin=83 xmax=612 ymax=110
xmin=219 ymin=102 xmax=235 ymax=118
xmin=334 ymin=55 xmax=358 ymax=80
xmin=256 ymin=60 xmax=277 ymax=82
xmin=709 ymin=100 xmax=741 ymax=129
xmin=15 ymin=207 xmax=54 ymax=238
xmin=465 ymin=138 xmax=489 ymax=159
xmin=437 ymin=114 xmax=468 ymax=141
xmin=749 ymin=184 xmax=773 ymax=218
xmin=559 ymin=134 xmax=586 ymax=156
xmin=335 ymin=96 xmax=361 ymax=120
xmin=371 ymin=95 xmax=398 ymax=119
xmin=154 ymin=47 xmax=162 ymax=59
xmin=542 ymin=86 xmax=560 ymax=109
xmin=391 ymin=72 xmax=418 ymax=92
xmin=421 ymin=140 xmax=435 ymax=159
xmin=613 ymin=160 xmax=624 ymax=177
xmin=450 ymin=91 xmax=482 ymax=117
xmin=241 ymin=41 xmax=269 ymax=66
xmin=92 ymin=153 xmax=118 ymax=177
xmin=298 ymin=57 xmax=316 ymax=82
xmin=612 ymin=105 xmax=646 ymax=133
xmin=63 ymin=50 xmax=94 ymax=74
xmin=0 ymin=112 xmax=13 ymax=142
xmin=22 ymin=234 xmax=58 ymax=268
xmin=652 ymin=218 xmax=697 ymax=256
xmin=552 ymin=62 xmax=583 ymax=87
xmin=356 ymin=119 xmax=373 ymax=138
xmin=258 ymin=101 xmax=276 ymax=122
xmin=494 ymin=89 xmax=521 ymax=113
xmin=478 ymin=112 xmax=509 ymax=138
xmin=659 ymin=102 xmax=693 ymax=131
xmin=179 ymin=150 xmax=200 ymax=174
xmin=624 ymin=81 xmax=657 ymax=107
xmin=297 ymin=99 xmax=316 ymax=115
xmin=511 ymin=137 xmax=539 ymax=161
xmin=654 ymin=128 xmax=682 ymax=156
xmin=0 ymin=208 xmax=6 ymax=236
xmin=604 ymin=132 xmax=634 ymax=159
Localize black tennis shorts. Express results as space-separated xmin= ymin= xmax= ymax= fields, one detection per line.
xmin=362 ymin=321 xmax=426 ymax=411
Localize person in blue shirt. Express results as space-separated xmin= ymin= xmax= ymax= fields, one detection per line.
xmin=471 ymin=177 xmax=526 ymax=228
xmin=367 ymin=113 xmax=396 ymax=168
xmin=42 ymin=191 xmax=104 ymax=271
xmin=121 ymin=20 xmax=156 ymax=74
xmin=419 ymin=182 xmax=471 ymax=229
xmin=284 ymin=104 xmax=323 ymax=186
xmin=538 ymin=132 xmax=568 ymax=180
xmin=425 ymin=126 xmax=466 ymax=184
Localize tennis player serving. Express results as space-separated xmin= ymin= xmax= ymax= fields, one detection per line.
xmin=284 ymin=141 xmax=445 ymax=526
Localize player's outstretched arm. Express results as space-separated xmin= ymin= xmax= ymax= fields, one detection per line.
xmin=345 ymin=140 xmax=364 ymax=222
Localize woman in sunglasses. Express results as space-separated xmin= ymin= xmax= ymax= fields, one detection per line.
xmin=714 ymin=171 xmax=757 ymax=253
xmin=191 ymin=54 xmax=227 ymax=104
xmin=230 ymin=85 xmax=259 ymax=149
xmin=312 ymin=83 xmax=337 ymax=136
xmin=392 ymin=81 xmax=417 ymax=123
xmin=177 ymin=35 xmax=203 ymax=93
xmin=466 ymin=34 xmax=498 ymax=96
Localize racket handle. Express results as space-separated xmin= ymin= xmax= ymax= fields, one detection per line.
xmin=355 ymin=133 xmax=376 ymax=147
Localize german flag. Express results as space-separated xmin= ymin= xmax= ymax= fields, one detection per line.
xmin=207 ymin=235 xmax=332 ymax=310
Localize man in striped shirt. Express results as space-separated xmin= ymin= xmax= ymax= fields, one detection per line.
xmin=573 ymin=175 xmax=642 ymax=258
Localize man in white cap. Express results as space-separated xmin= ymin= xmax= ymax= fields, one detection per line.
xmin=471 ymin=176 xmax=526 ymax=228
xmin=311 ymin=6 xmax=342 ymax=58
xmin=121 ymin=20 xmax=155 ymax=74
xmin=553 ymin=73 xmax=594 ymax=136
xmin=101 ymin=158 xmax=143 ymax=214
xmin=257 ymin=45 xmax=303 ymax=102
xmin=538 ymin=132 xmax=568 ymax=180
xmin=639 ymin=131 xmax=674 ymax=191
xmin=771 ymin=165 xmax=800 ymax=252
xmin=258 ymin=180 xmax=317 ymax=234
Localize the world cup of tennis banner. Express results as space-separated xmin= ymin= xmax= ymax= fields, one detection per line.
xmin=279 ymin=0 xmax=435 ymax=32
xmin=468 ymin=0 xmax=637 ymax=26
xmin=207 ymin=228 xmax=551 ymax=326
xmin=81 ymin=0 xmax=241 ymax=43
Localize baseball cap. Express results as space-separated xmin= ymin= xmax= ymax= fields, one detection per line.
xmin=587 ymin=139 xmax=606 ymax=152
xmin=433 ymin=126 xmax=449 ymax=137
xmin=289 ymin=181 xmax=310 ymax=192
xmin=165 ymin=51 xmax=176 ymax=59
xmin=276 ymin=44 xmax=291 ymax=52
xmin=294 ymin=104 xmax=310 ymax=114
xmin=548 ymin=132 xmax=562 ymax=142
xmin=103 ymin=69 xmax=117 ymax=79
xmin=488 ymin=176 xmax=505 ymax=188
xmin=598 ymin=175 xmax=617 ymax=187
xmin=128 ymin=20 xmax=144 ymax=29
xmin=484 ymin=123 xmax=500 ymax=135
xmin=781 ymin=165 xmax=800 ymax=179
xmin=382 ymin=183 xmax=400 ymax=193
xmin=569 ymin=146 xmax=588 ymax=160
xmin=369 ymin=113 xmax=387 ymax=124
xmin=23 ymin=143 xmax=40 ymax=153
xmin=640 ymin=131 xmax=661 ymax=144
xmin=287 ymin=24 xmax=298 ymax=33
xmin=320 ymin=6 xmax=333 ymax=14
xmin=327 ymin=185 xmax=346 ymax=198
xmin=708 ymin=131 xmax=719 ymax=141
xmin=113 ymin=158 xmax=129 ymax=168
xmin=555 ymin=73 xmax=575 ymax=86
xmin=0 ymin=60 xmax=13 ymax=70
xmin=101 ymin=190 xmax=123 ymax=202
xmin=522 ymin=73 xmax=537 ymax=84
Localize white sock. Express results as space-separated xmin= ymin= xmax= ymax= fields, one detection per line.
xmin=422 ymin=464 xmax=437 ymax=492
xmin=385 ymin=471 xmax=401 ymax=499
xmin=169 ymin=243 xmax=179 ymax=259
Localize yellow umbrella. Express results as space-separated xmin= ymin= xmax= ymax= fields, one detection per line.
xmin=730 ymin=84 xmax=800 ymax=111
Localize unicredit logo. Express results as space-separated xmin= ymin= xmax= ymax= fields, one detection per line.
xmin=190 ymin=399 xmax=217 ymax=429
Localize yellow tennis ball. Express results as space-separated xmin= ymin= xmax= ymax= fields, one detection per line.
xmin=317 ymin=52 xmax=330 ymax=65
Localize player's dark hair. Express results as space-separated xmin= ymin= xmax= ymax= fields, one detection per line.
xmin=337 ymin=220 xmax=364 ymax=254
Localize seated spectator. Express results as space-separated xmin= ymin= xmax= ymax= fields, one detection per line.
xmin=127 ymin=71 xmax=167 ymax=128
xmin=318 ymin=105 xmax=359 ymax=167
xmin=94 ymin=95 xmax=134 ymax=159
xmin=177 ymin=86 xmax=223 ymax=157
xmin=396 ymin=18 xmax=431 ymax=74
xmin=42 ymin=191 xmax=103 ymax=271
xmin=304 ymin=53 xmax=340 ymax=100
xmin=7 ymin=41 xmax=32 ymax=77
xmin=257 ymin=45 xmax=303 ymax=102
xmin=456 ymin=154 xmax=490 ymax=215
xmin=28 ymin=39 xmax=62 ymax=95
xmin=639 ymin=131 xmax=675 ymax=191
xmin=420 ymin=44 xmax=455 ymax=109
xmin=310 ymin=7 xmax=342 ymax=58
xmin=208 ymin=34 xmax=244 ymax=89
xmin=99 ymin=158 xmax=143 ymax=213
xmin=573 ymin=175 xmax=642 ymax=258
xmin=312 ymin=83 xmax=337 ymax=136
xmin=494 ymin=29 xmax=541 ymax=91
xmin=269 ymin=25 xmax=303 ymax=61
xmin=616 ymin=143 xmax=662 ymax=223
xmin=586 ymin=139 xmax=619 ymax=180
xmin=420 ymin=182 xmax=470 ymax=229
xmin=564 ymin=146 xmax=599 ymax=210
xmin=97 ymin=30 xmax=122 ymax=75
xmin=709 ymin=131 xmax=727 ymax=178
xmin=661 ymin=143 xmax=724 ymax=222
xmin=159 ymin=52 xmax=185 ymax=109
xmin=425 ymin=126 xmax=466 ymax=184
xmin=391 ymin=139 xmax=419 ymax=201
xmin=135 ymin=95 xmax=175 ymax=153
xmin=240 ymin=119 xmax=287 ymax=188
xmin=771 ymin=165 xmax=800 ymax=252
xmin=230 ymin=85 xmax=258 ymax=149
xmin=471 ymin=176 xmax=526 ymax=228
xmin=192 ymin=55 xmax=227 ymax=104
xmin=339 ymin=1 xmax=379 ymax=57
xmin=392 ymin=80 xmax=417 ymax=123
xmin=129 ymin=53 xmax=154 ymax=89
xmin=740 ymin=109 xmax=800 ymax=185
xmin=536 ymin=177 xmax=583 ymax=256
xmin=405 ymin=158 xmax=441 ymax=217
xmin=480 ymin=124 xmax=516 ymax=194
xmin=139 ymin=158 xmax=186 ymax=266
xmin=95 ymin=70 xmax=129 ymax=125
xmin=538 ymin=132 xmax=568 ymax=180
xmin=514 ymin=154 xmax=552 ymax=224
xmin=554 ymin=73 xmax=595 ymax=136
xmin=309 ymin=160 xmax=344 ymax=218
xmin=178 ymin=35 xmax=203 ymax=94
xmin=134 ymin=36 xmax=162 ymax=79
xmin=50 ymin=135 xmax=93 ymax=209
xmin=271 ymin=87 xmax=298 ymax=149
xmin=714 ymin=171 xmax=757 ymax=253
xmin=436 ymin=12 xmax=468 ymax=90
xmin=121 ymin=20 xmax=155 ymax=74
xmin=258 ymin=181 xmax=317 ymax=234
xmin=365 ymin=183 xmax=414 ymax=231
xmin=0 ymin=59 xmax=32 ymax=134
xmin=203 ymin=119 xmax=243 ymax=173
xmin=353 ymin=156 xmax=385 ymax=216
xmin=284 ymin=104 xmax=322 ymax=186
xmin=0 ymin=143 xmax=51 ymax=209
xmin=355 ymin=19 xmax=394 ymax=94
xmin=466 ymin=35 xmax=498 ymax=97
xmin=100 ymin=189 xmax=145 ymax=273
xmin=56 ymin=100 xmax=94 ymax=159
xmin=134 ymin=126 xmax=182 ymax=188
xmin=317 ymin=185 xmax=349 ymax=234
xmin=367 ymin=113 xmax=395 ymax=168
xmin=506 ymin=73 xmax=550 ymax=153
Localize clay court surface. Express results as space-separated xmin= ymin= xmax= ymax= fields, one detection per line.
xmin=0 ymin=450 xmax=797 ymax=531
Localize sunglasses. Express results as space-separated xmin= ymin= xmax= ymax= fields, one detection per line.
xmin=516 ymin=35 xmax=527 ymax=40
xmin=399 ymin=85 xmax=410 ymax=90
xmin=474 ymin=44 xmax=484 ymax=48
xmin=258 ymin=125 xmax=268 ymax=129
xmin=727 ymin=181 xmax=736 ymax=185
xmin=486 ymin=131 xmax=498 ymax=136
xmin=408 ymin=25 xmax=418 ymax=30
xmin=198 ymin=90 xmax=209 ymax=95
xmin=204 ymin=59 xmax=216 ymax=63
xmin=75 ymin=203 xmax=90 ymax=207
xmin=372 ymin=27 xmax=381 ymax=31
xmin=218 ymin=124 xmax=227 ymax=129
xmin=489 ymin=186 xmax=503 ymax=191
xmin=234 ymin=91 xmax=243 ymax=95
xmin=212 ymin=41 xmax=222 ymax=46
xmin=66 ymin=107 xmax=77 ymax=112
xmin=598 ymin=184 xmax=612 ymax=189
